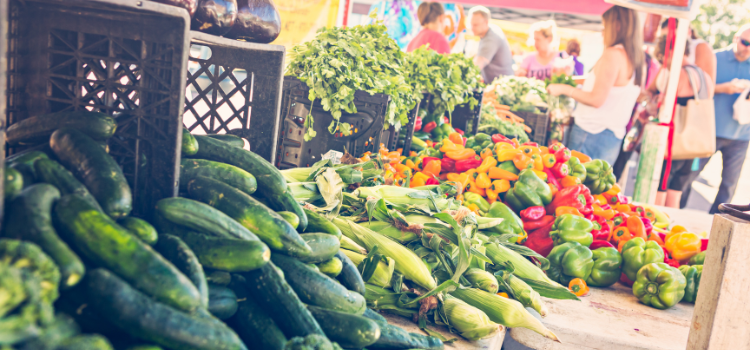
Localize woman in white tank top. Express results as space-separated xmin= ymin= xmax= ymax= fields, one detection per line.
xmin=547 ymin=6 xmax=644 ymax=165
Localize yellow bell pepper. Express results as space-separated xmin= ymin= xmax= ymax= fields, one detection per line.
xmin=605 ymin=183 xmax=622 ymax=195
xmin=475 ymin=172 xmax=492 ymax=189
xmin=490 ymin=179 xmax=510 ymax=193
xmin=592 ymin=205 xmax=616 ymax=220
xmin=393 ymin=164 xmax=412 ymax=179
xmin=531 ymin=154 xmax=544 ymax=171
xmin=456 ymin=173 xmax=471 ymax=191
xmin=665 ymin=232 xmax=702 ymax=262
xmin=480 ymin=148 xmax=494 ymax=160
xmin=539 ymin=146 xmax=549 ymax=155
xmin=412 ymin=171 xmax=430 ymax=183
xmin=445 ymin=149 xmax=476 ymax=161
xmin=666 ymin=225 xmax=688 ymax=241
xmin=532 ymin=169 xmax=547 ymax=181
xmin=476 ymin=156 xmax=497 ymax=173
xmin=410 ymin=177 xmax=426 ymax=188
xmin=495 ymin=142 xmax=515 ymax=152
xmin=518 ymin=145 xmax=540 ymax=157
xmin=466 ymin=179 xmax=486 ymax=197
xmin=542 ymin=154 xmax=557 ymax=168
xmin=593 ymin=194 xmax=607 ymax=206
xmin=403 ymin=159 xmax=417 ymax=170
xmin=496 ymin=149 xmax=521 ymax=162
xmin=440 ymin=139 xmax=463 ymax=153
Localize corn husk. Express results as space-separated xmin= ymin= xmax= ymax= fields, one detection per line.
xmin=364 ymin=284 xmax=417 ymax=318
xmin=281 ymin=168 xmax=313 ymax=183
xmin=451 ymin=288 xmax=559 ymax=342
xmin=354 ymin=186 xmax=459 ymax=212
xmin=464 ymin=268 xmax=499 ymax=294
xmin=484 ymin=243 xmax=557 ymax=285
xmin=288 ymin=182 xmax=323 ymax=203
xmin=340 ymin=236 xmax=367 ymax=255
xmin=507 ymin=274 xmax=547 ymax=317
xmin=360 ymin=215 xmax=445 ymax=244
xmin=341 ymin=249 xmax=393 ymax=288
xmin=443 ymin=296 xmax=502 ymax=341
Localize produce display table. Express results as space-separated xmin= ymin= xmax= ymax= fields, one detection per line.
xmin=382 ymin=313 xmax=507 ymax=350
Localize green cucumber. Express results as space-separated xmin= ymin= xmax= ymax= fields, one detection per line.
xmin=259 ymin=190 xmax=308 ymax=232
xmin=155 ymin=197 xmax=258 ymax=241
xmin=271 ymin=254 xmax=366 ymax=315
xmin=304 ymin=208 xmax=342 ymax=239
xmin=153 ymin=234 xmax=209 ymax=309
xmin=207 ymin=134 xmax=245 ymax=148
xmin=54 ymin=194 xmax=201 ymax=312
xmin=228 ymin=275 xmax=287 ymax=350
xmin=126 ymin=346 xmax=164 ymax=350
xmin=4 ymin=184 xmax=85 ymax=289
xmin=7 ymin=111 xmax=116 ymax=146
xmin=208 ymin=284 xmax=238 ymax=320
xmin=85 ymin=268 xmax=247 ymax=350
xmin=206 ymin=270 xmax=232 ymax=286
xmin=170 ymin=230 xmax=270 ymax=272
xmin=180 ymin=159 xmax=257 ymax=195
xmin=186 ymin=176 xmax=310 ymax=255
xmin=284 ymin=233 xmax=340 ymax=264
xmin=361 ymin=310 xmax=444 ymax=350
xmin=9 ymin=150 xmax=48 ymax=186
xmin=278 ymin=211 xmax=299 ymax=229
xmin=15 ymin=313 xmax=79 ymax=350
xmin=335 ymin=250 xmax=366 ymax=296
xmin=4 ymin=167 xmax=23 ymax=201
xmin=182 ymin=128 xmax=199 ymax=156
xmin=242 ymin=263 xmax=324 ymax=338
xmin=50 ymin=128 xmax=132 ymax=218
xmin=307 ymin=305 xmax=381 ymax=348
xmin=317 ymin=257 xmax=343 ymax=278
xmin=118 ymin=217 xmax=158 ymax=245
xmin=34 ymin=158 xmax=103 ymax=212
xmin=55 ymin=334 xmax=114 ymax=350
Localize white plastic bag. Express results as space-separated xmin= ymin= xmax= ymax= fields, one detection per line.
xmin=733 ymin=87 xmax=750 ymax=125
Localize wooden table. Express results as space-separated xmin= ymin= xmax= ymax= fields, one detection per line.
xmin=382 ymin=312 xmax=506 ymax=350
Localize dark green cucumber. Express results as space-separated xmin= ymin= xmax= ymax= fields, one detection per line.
xmin=278 ymin=211 xmax=299 ymax=229
xmin=4 ymin=167 xmax=23 ymax=200
xmin=54 ymin=194 xmax=201 ymax=312
xmin=228 ymin=275 xmax=287 ymax=350
xmin=182 ymin=128 xmax=199 ymax=156
xmin=50 ymin=128 xmax=132 ymax=218
xmin=205 ymin=270 xmax=232 ymax=286
xmin=7 ymin=111 xmax=116 ymax=146
xmin=361 ymin=310 xmax=444 ymax=350
xmin=285 ymin=233 xmax=340 ymax=264
xmin=34 ymin=158 xmax=103 ymax=212
xmin=271 ymin=254 xmax=366 ymax=315
xmin=193 ymin=135 xmax=287 ymax=197
xmin=4 ymin=184 xmax=85 ymax=289
xmin=335 ymin=250 xmax=366 ymax=296
xmin=156 ymin=197 xmax=258 ymax=241
xmin=208 ymin=284 xmax=238 ymax=320
xmin=126 ymin=346 xmax=164 ymax=350
xmin=259 ymin=190 xmax=308 ymax=232
xmin=9 ymin=150 xmax=48 ymax=186
xmin=118 ymin=217 xmax=158 ymax=245
xmin=15 ymin=313 xmax=79 ymax=350
xmin=317 ymin=257 xmax=343 ymax=278
xmin=207 ymin=134 xmax=245 ymax=148
xmin=55 ymin=334 xmax=114 ymax=350
xmin=242 ymin=262 xmax=324 ymax=338
xmin=307 ymin=305 xmax=381 ymax=348
xmin=186 ymin=176 xmax=310 ymax=255
xmin=304 ymin=208 xmax=342 ymax=239
xmin=180 ymin=159 xmax=257 ymax=195
xmin=153 ymin=234 xmax=209 ymax=309
xmin=85 ymin=268 xmax=247 ymax=350
xmin=168 ymin=230 xmax=270 ymax=272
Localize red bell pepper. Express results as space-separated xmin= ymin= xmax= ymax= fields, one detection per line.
xmin=548 ymin=143 xmax=566 ymax=153
xmin=591 ymin=221 xmax=611 ymax=241
xmin=600 ymin=203 xmax=612 ymax=210
xmin=423 ymin=121 xmax=438 ymax=134
xmin=605 ymin=192 xmax=630 ymax=205
xmin=520 ymin=206 xmax=546 ymax=221
xmin=546 ymin=184 xmax=594 ymax=216
xmin=443 ymin=116 xmax=450 ymax=124
xmin=455 ymin=128 xmax=464 ymax=136
xmin=640 ymin=217 xmax=653 ymax=235
xmin=551 ymin=161 xmax=570 ymax=178
xmin=701 ymin=238 xmax=709 ymax=251
xmin=589 ymin=240 xmax=615 ymax=250
xmin=422 ymin=157 xmax=441 ymax=168
xmin=522 ymin=142 xmax=539 ymax=148
xmin=523 ymin=215 xmax=555 ymax=232
xmin=612 ymin=214 xmax=625 ymax=227
xmin=632 ymin=205 xmax=645 ymax=217
xmin=414 ymin=116 xmax=423 ymax=131
xmin=441 ymin=157 xmax=456 ymax=173
xmin=425 ymin=177 xmax=439 ymax=185
xmin=492 ymin=134 xmax=512 ymax=144
xmin=620 ymin=273 xmax=634 ymax=287
xmin=523 ymin=221 xmax=555 ymax=257
xmin=543 ymin=167 xmax=561 ymax=189
xmin=455 ymin=158 xmax=482 ymax=172
xmin=554 ymin=148 xmax=571 ymax=163
xmin=665 ymin=257 xmax=681 ymax=268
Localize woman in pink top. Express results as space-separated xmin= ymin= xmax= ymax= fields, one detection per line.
xmin=516 ymin=20 xmax=558 ymax=81
xmin=407 ymin=2 xmax=450 ymax=54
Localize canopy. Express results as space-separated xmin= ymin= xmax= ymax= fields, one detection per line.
xmin=440 ymin=0 xmax=612 ymax=16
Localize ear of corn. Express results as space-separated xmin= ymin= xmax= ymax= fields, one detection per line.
xmin=340 ymin=249 xmax=393 ymax=288
xmin=354 ymin=186 xmax=459 ymax=212
xmin=443 ymin=295 xmax=502 ymax=341
xmin=484 ymin=242 xmax=557 ymax=285
xmin=364 ymin=284 xmax=418 ymax=318
xmin=340 ymin=235 xmax=367 ymax=255
xmin=360 ymin=214 xmax=445 ymax=244
xmin=464 ymin=268 xmax=499 ymax=294
xmin=287 ymin=182 xmax=323 ymax=203
xmin=281 ymin=168 xmax=313 ymax=183
xmin=498 ymin=272 xmax=547 ymax=317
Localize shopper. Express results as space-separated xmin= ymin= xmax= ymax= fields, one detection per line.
xmin=547 ymin=6 xmax=644 ymax=165
xmin=516 ymin=20 xmax=559 ymax=80
xmin=406 ymin=2 xmax=450 ymax=54
xmin=566 ymin=39 xmax=585 ymax=76
xmin=468 ymin=6 xmax=514 ymax=83
xmin=659 ymin=20 xmax=717 ymax=83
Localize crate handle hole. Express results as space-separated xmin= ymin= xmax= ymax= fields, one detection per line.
xmin=308 ymin=148 xmax=312 ymax=155
xmin=189 ymin=45 xmax=213 ymax=60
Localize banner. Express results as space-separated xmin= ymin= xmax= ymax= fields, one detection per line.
xmin=274 ymin=0 xmax=340 ymax=58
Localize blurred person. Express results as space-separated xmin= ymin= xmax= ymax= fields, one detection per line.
xmin=660 ymin=20 xmax=717 ymax=83
xmin=468 ymin=6 xmax=514 ymax=83
xmin=407 ymin=2 xmax=450 ymax=54
xmin=547 ymin=6 xmax=644 ymax=165
xmin=565 ymin=39 xmax=585 ymax=76
xmin=516 ymin=20 xmax=559 ymax=80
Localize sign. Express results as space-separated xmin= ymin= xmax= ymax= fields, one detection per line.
xmin=273 ymin=0 xmax=340 ymax=58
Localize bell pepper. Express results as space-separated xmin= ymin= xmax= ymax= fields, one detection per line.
xmin=423 ymin=121 xmax=438 ymax=134
xmin=605 ymin=183 xmax=622 ymax=195
xmin=550 ymin=161 xmax=570 ymax=178
xmin=480 ymin=148 xmax=494 ymax=160
xmin=586 ymin=247 xmax=623 ymax=288
xmin=440 ymin=157 xmax=456 ymax=173
xmin=542 ymin=154 xmax=557 ymax=168
xmin=612 ymin=227 xmax=632 ymax=248
xmin=422 ymin=156 xmax=440 ymax=168
xmin=566 ymin=157 xmax=587 ymax=182
xmin=531 ymin=154 xmax=544 ymax=171
xmin=393 ymin=163 xmax=412 ymax=178
xmin=688 ymin=252 xmax=705 ymax=265
xmin=475 ymin=172 xmax=492 ymax=189
xmin=549 ymin=214 xmax=594 ymax=247
xmin=425 ymin=177 xmax=439 ymax=186
xmin=448 ymin=132 xmax=463 ymax=146
xmin=490 ymin=179 xmax=510 ymax=194
xmin=592 ymin=204 xmax=615 ymax=220
xmin=554 ymin=148 xmax=572 ymax=163
xmin=512 ymin=153 xmax=534 ymax=171
xmin=466 ymin=203 xmax=480 ymax=214
xmin=546 ymin=184 xmax=594 ymax=217
xmin=591 ymin=222 xmax=611 ymax=242
xmin=678 ymin=265 xmax=702 ymax=303
xmin=548 ymin=142 xmax=565 ymax=153
xmin=605 ymin=193 xmax=629 ymax=206
xmin=464 ymin=192 xmax=490 ymax=213
xmin=532 ymin=169 xmax=548 ymax=181
xmin=523 ymin=215 xmax=555 ymax=232
xmin=488 ymin=167 xmax=518 ymax=181
xmin=414 ymin=116 xmax=423 ymax=131
xmin=568 ymin=278 xmax=590 ymax=297
xmin=524 ymin=220 xmax=555 ymax=257
xmin=486 ymin=202 xmax=527 ymax=244
xmin=496 ymin=149 xmax=521 ymax=163
xmin=560 ymin=175 xmax=582 ymax=188
xmin=411 ymin=171 xmax=430 ymax=183
xmin=626 ymin=215 xmax=647 ymax=239
xmin=454 ymin=158 xmax=482 ymax=173
xmin=410 ymin=177 xmax=426 ymax=188
xmin=464 ymin=137 xmax=477 ymax=150
xmin=621 ymin=237 xmax=665 ymax=282
xmin=455 ymin=128 xmax=464 ymax=136
xmin=665 ymin=232 xmax=702 ymax=263
xmin=504 ymin=170 xmax=553 ymax=212
xmin=632 ymin=262 xmax=687 ymax=309
xmin=476 ymin=156 xmax=497 ymax=173
xmin=439 ymin=139 xmax=461 ymax=153
xmin=518 ymin=145 xmax=540 ymax=156
xmin=547 ymin=242 xmax=595 ymax=285
xmin=492 ymin=134 xmax=511 ymax=144
xmin=631 ymin=205 xmax=645 ymax=217
xmin=556 ymin=206 xmax=583 ymax=217
xmin=549 ymin=183 xmax=559 ymax=197
xmin=648 ymin=232 xmax=666 ymax=246
xmin=520 ymin=206 xmax=545 ymax=221
xmin=497 ymin=160 xmax=519 ymax=175
xmin=445 ymin=149 xmax=475 ymax=161
xmin=486 ymin=187 xmax=498 ymax=203
xmin=589 ymin=240 xmax=615 ymax=250
xmin=582 ymin=159 xmax=617 ymax=194
xmin=570 ymin=150 xmax=592 ymax=163
xmin=640 ymin=217 xmax=653 ymax=235
xmin=466 ymin=180 xmax=486 ymax=197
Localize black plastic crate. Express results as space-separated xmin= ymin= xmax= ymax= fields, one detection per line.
xmin=183 ymin=32 xmax=285 ymax=162
xmin=450 ymin=90 xmax=484 ymax=135
xmin=277 ymin=77 xmax=390 ymax=169
xmin=394 ymin=101 xmax=421 ymax=154
xmin=0 ymin=0 xmax=7 ymax=227
xmin=4 ymin=0 xmax=190 ymax=217
xmin=514 ymin=111 xmax=549 ymax=145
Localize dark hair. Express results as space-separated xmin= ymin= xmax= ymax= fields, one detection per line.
xmin=566 ymin=39 xmax=581 ymax=56
xmin=603 ymin=6 xmax=644 ymax=86
xmin=417 ymin=2 xmax=444 ymax=26
xmin=655 ymin=34 xmax=690 ymax=63
xmin=660 ymin=19 xmax=697 ymax=39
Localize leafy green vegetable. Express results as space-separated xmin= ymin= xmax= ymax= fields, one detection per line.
xmin=485 ymin=76 xmax=546 ymax=113
xmin=545 ymin=73 xmax=576 ymax=88
xmin=476 ymin=106 xmax=529 ymax=143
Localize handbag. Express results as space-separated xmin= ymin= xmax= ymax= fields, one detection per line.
xmin=733 ymin=87 xmax=750 ymax=125
xmin=671 ymin=65 xmax=716 ymax=160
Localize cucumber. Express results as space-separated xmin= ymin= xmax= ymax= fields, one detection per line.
xmin=182 ymin=128 xmax=199 ymax=156
xmin=304 ymin=208 xmax=342 ymax=239
xmin=4 ymin=184 xmax=85 ymax=289
xmin=363 ymin=308 xmax=387 ymax=324
xmin=15 ymin=313 xmax=79 ymax=350
xmin=207 ymin=134 xmax=245 ymax=148
xmin=4 ymin=167 xmax=23 ymax=200
xmin=7 ymin=111 xmax=116 ymax=146
xmin=208 ymin=284 xmax=238 ymax=320
xmin=153 ymin=234 xmax=209 ymax=309
xmin=34 ymin=158 xmax=103 ymax=212
xmin=278 ymin=211 xmax=299 ymax=229
xmin=307 ymin=305 xmax=381 ymax=348
xmin=85 ymin=268 xmax=247 ymax=350
xmin=9 ymin=150 xmax=48 ymax=186
xmin=170 ymin=230 xmax=270 ymax=272
xmin=186 ymin=176 xmax=310 ymax=255
xmin=54 ymin=194 xmax=201 ymax=312
xmin=259 ymin=190 xmax=308 ymax=232
xmin=242 ymin=262 xmax=324 ymax=338
xmin=228 ymin=275 xmax=287 ymax=350
xmin=284 ymin=233 xmax=340 ymax=264
xmin=361 ymin=310 xmax=444 ymax=350
xmin=206 ymin=270 xmax=232 ymax=286
xmin=317 ymin=257 xmax=343 ymax=278
xmin=126 ymin=346 xmax=164 ymax=350
xmin=180 ymin=159 xmax=257 ymax=195
xmin=155 ymin=197 xmax=258 ymax=241
xmin=335 ymin=250 xmax=366 ymax=296
xmin=55 ymin=334 xmax=114 ymax=350
xmin=55 ymin=284 xmax=124 ymax=342
xmin=50 ymin=128 xmax=132 ymax=218
xmin=271 ymin=254 xmax=366 ymax=315
xmin=118 ymin=217 xmax=158 ymax=245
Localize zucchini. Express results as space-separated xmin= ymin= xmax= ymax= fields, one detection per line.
xmin=169 ymin=230 xmax=270 ymax=272
xmin=304 ymin=208 xmax=342 ymax=239
xmin=284 ymin=233 xmax=339 ymax=264
xmin=242 ymin=262 xmax=324 ymax=338
xmin=259 ymin=190 xmax=308 ymax=232
xmin=4 ymin=184 xmax=85 ymax=289
xmin=4 ymin=167 xmax=23 ymax=201
xmin=118 ymin=217 xmax=158 ymax=245
xmin=271 ymin=254 xmax=366 ymax=315
xmin=278 ymin=211 xmax=299 ymax=229
xmin=186 ymin=176 xmax=310 ymax=255
xmin=153 ymin=234 xmax=209 ymax=309
xmin=208 ymin=284 xmax=238 ymax=320
xmin=155 ymin=197 xmax=258 ymax=241
xmin=207 ymin=134 xmax=245 ymax=148
xmin=335 ymin=250 xmax=366 ymax=296
xmin=307 ymin=305 xmax=381 ymax=348
xmin=54 ymin=194 xmax=201 ymax=312
xmin=8 ymin=150 xmax=48 ymax=186
xmin=361 ymin=310 xmax=444 ymax=350
xmin=55 ymin=334 xmax=114 ymax=350
xmin=85 ymin=268 xmax=247 ymax=350
xmin=205 ymin=270 xmax=232 ymax=286
xmin=317 ymin=257 xmax=343 ymax=278
xmin=180 ymin=159 xmax=257 ymax=195
xmin=228 ymin=275 xmax=287 ymax=350
xmin=34 ymin=158 xmax=103 ymax=212
xmin=7 ymin=111 xmax=116 ymax=146
xmin=182 ymin=128 xmax=199 ymax=156
xmin=50 ymin=128 xmax=132 ymax=218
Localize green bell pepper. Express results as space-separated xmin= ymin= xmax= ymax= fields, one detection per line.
xmin=474 ymin=133 xmax=491 ymax=144
xmin=504 ymin=169 xmax=553 ymax=212
xmin=440 ymin=123 xmax=455 ymax=135
xmin=621 ymin=238 xmax=665 ymax=282
xmin=420 ymin=147 xmax=442 ymax=158
xmin=464 ymin=137 xmax=477 ymax=149
xmin=547 ymin=242 xmax=594 ymax=286
xmin=632 ymin=262 xmax=686 ymax=309
xmin=498 ymin=161 xmax=519 ymax=175
xmin=582 ymin=159 xmax=616 ymax=194
xmin=586 ymin=247 xmax=622 ymax=287
xmin=678 ymin=264 xmax=702 ymax=303
xmin=464 ymin=192 xmax=490 ymax=213
xmin=485 ymin=202 xmax=526 ymax=241
xmin=688 ymin=251 xmax=705 ymax=265
xmin=549 ymin=214 xmax=594 ymax=247
xmin=566 ymin=157 xmax=587 ymax=182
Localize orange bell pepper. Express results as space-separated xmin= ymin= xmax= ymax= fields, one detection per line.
xmin=648 ymin=233 xmax=665 ymax=246
xmin=612 ymin=226 xmax=632 ymax=246
xmin=626 ymin=215 xmax=647 ymax=239
xmin=539 ymin=146 xmax=550 ymax=155
xmin=605 ymin=183 xmax=622 ymax=195
xmin=665 ymin=232 xmax=702 ymax=262
xmin=480 ymin=148 xmax=494 ymax=160
xmin=560 ymin=175 xmax=582 ymax=188
xmin=440 ymin=139 xmax=463 ymax=153
xmin=617 ymin=239 xmax=630 ymax=253
xmin=490 ymin=179 xmax=510 ymax=194
xmin=570 ymin=150 xmax=592 ymax=163
xmin=410 ymin=177 xmax=426 ymax=188
xmin=393 ymin=163 xmax=412 ymax=179
xmin=476 ymin=172 xmax=492 ymax=189
xmin=476 ymin=156 xmax=497 ymax=173
xmin=512 ymin=153 xmax=534 ymax=171
xmin=445 ymin=149 xmax=476 ymax=161
xmin=614 ymin=204 xmax=632 ymax=213
xmin=486 ymin=187 xmax=499 ymax=203
xmin=488 ymin=167 xmax=519 ymax=181
xmin=466 ymin=180 xmax=486 ymax=197
xmin=555 ymin=206 xmax=583 ymax=217
xmin=496 ymin=149 xmax=521 ymax=162
xmin=568 ymin=278 xmax=589 ymax=297
xmin=542 ymin=154 xmax=557 ymax=168
xmin=422 ymin=160 xmax=441 ymax=177
xmin=592 ymin=205 xmax=616 ymax=220
xmin=593 ymin=194 xmax=607 ymax=206
xmin=532 ymin=169 xmax=547 ymax=181
xmin=448 ymin=132 xmax=463 ymax=145
xmin=403 ymin=159 xmax=417 ymax=170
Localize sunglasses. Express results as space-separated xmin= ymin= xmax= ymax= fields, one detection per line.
xmin=740 ymin=38 xmax=750 ymax=47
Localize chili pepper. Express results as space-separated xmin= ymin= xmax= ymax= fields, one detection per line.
xmin=523 ymin=215 xmax=555 ymax=231
xmin=449 ymin=132 xmax=463 ymax=145
xmin=640 ymin=217 xmax=653 ymax=235
xmin=570 ymin=150 xmax=592 ymax=163
xmin=542 ymin=154 xmax=557 ymax=168
xmin=518 ymin=145 xmax=540 ymax=157
xmin=475 ymin=172 xmax=492 ymax=189
xmin=423 ymin=121 xmax=437 ymax=134
xmin=626 ymin=215 xmax=647 ymax=239
xmin=592 ymin=205 xmax=615 ymax=220
xmin=480 ymin=148 xmax=494 ymax=160
xmin=612 ymin=226 xmax=632 ymax=245
xmin=454 ymin=158 xmax=481 ymax=173
xmin=520 ymin=206 xmax=546 ymax=221
xmin=512 ymin=153 xmax=534 ymax=171
xmin=524 ymin=220 xmax=555 ymax=257
xmin=554 ymin=148 xmax=572 ymax=163
xmin=548 ymin=142 xmax=565 ymax=153
xmin=445 ymin=149 xmax=476 ymax=161
xmin=510 ymin=138 xmax=520 ymax=148
xmin=491 ymin=133 xmax=512 ymax=144
xmin=476 ymin=156 xmax=497 ymax=173
xmin=422 ymin=159 xmax=441 ymax=177
xmin=488 ymin=167 xmax=518 ymax=181
xmin=589 ymin=240 xmax=615 ymax=250
xmin=551 ymin=161 xmax=570 ymax=178
xmin=532 ymin=169 xmax=548 ymax=181
xmin=441 ymin=157 xmax=456 ymax=173
xmin=466 ymin=180 xmax=486 ymax=197
xmin=497 ymin=149 xmax=521 ymax=162
xmin=414 ymin=116 xmax=422 ymax=131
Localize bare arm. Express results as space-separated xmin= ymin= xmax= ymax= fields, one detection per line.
xmin=694 ymin=42 xmax=717 ymax=84
xmin=715 ymin=82 xmax=745 ymax=95
xmin=549 ymin=48 xmax=625 ymax=108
